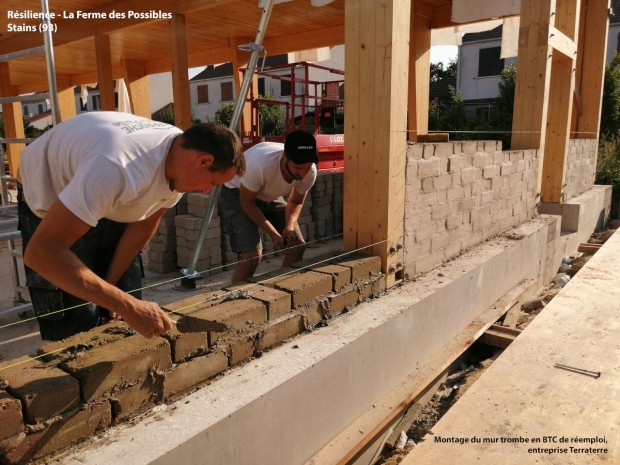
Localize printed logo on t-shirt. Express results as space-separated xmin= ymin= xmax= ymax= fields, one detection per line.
xmin=112 ymin=119 xmax=173 ymax=134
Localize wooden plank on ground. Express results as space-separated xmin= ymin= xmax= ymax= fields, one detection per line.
xmin=480 ymin=324 xmax=522 ymax=349
xmin=578 ymin=243 xmax=602 ymax=254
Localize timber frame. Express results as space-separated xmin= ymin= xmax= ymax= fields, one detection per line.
xmin=0 ymin=0 xmax=610 ymax=282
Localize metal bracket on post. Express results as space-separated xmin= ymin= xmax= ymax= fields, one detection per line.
xmin=179 ymin=0 xmax=276 ymax=289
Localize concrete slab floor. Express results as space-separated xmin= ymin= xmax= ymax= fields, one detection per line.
xmin=0 ymin=232 xmax=343 ymax=362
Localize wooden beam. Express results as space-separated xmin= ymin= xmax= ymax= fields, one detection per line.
xmin=123 ymin=60 xmax=152 ymax=118
xmin=541 ymin=1 xmax=580 ymax=203
xmin=57 ymin=86 xmax=77 ymax=122
xmin=94 ymin=34 xmax=116 ymax=111
xmin=572 ymin=0 xmax=610 ymax=140
xmin=0 ymin=0 xmax=239 ymax=57
xmin=548 ymin=26 xmax=577 ymax=58
xmin=0 ymin=62 xmax=25 ymax=177
xmin=408 ymin=2 xmax=431 ymax=142
xmin=511 ymin=0 xmax=553 ymax=152
xmin=169 ymin=14 xmax=192 ymax=130
xmin=344 ymin=0 xmax=409 ymax=285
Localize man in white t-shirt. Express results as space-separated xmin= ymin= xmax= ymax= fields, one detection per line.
xmin=17 ymin=111 xmax=245 ymax=341
xmin=221 ymin=130 xmax=318 ymax=282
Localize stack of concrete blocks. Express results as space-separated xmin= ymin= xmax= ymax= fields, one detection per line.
xmin=146 ymin=196 xmax=187 ymax=274
xmin=404 ymin=140 xmax=540 ymax=276
xmin=0 ymin=256 xmax=386 ymax=464
xmin=296 ymin=192 xmax=315 ymax=244
xmin=332 ymin=172 xmax=344 ymax=236
xmin=310 ymin=173 xmax=335 ymax=241
xmin=564 ymin=139 xmax=598 ymax=202
xmin=175 ymin=193 xmax=223 ymax=277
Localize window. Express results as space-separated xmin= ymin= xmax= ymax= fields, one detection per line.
xmin=197 ymin=85 xmax=209 ymax=103
xmin=281 ymin=76 xmax=291 ymax=97
xmin=258 ymin=78 xmax=265 ymax=96
xmin=221 ymin=82 xmax=233 ymax=101
xmin=92 ymin=95 xmax=100 ymax=110
xmin=478 ymin=47 xmax=504 ymax=77
xmin=22 ymin=105 xmax=28 ymax=115
xmin=38 ymin=103 xmax=44 ymax=114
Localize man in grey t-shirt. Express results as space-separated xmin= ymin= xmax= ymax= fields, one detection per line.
xmin=221 ymin=130 xmax=318 ymax=282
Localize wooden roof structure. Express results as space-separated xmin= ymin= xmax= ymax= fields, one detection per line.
xmin=0 ymin=0 xmax=612 ymax=285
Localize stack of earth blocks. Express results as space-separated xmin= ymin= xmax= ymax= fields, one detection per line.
xmin=147 ymin=196 xmax=188 ymax=274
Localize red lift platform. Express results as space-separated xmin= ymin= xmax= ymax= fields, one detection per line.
xmin=240 ymin=60 xmax=345 ymax=173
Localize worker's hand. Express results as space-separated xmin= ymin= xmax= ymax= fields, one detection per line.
xmin=281 ymin=228 xmax=298 ymax=249
xmin=118 ymin=298 xmax=173 ymax=339
xmin=270 ymin=231 xmax=285 ymax=251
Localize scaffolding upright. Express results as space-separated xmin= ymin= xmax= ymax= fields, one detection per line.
xmin=0 ymin=0 xmax=60 ymax=317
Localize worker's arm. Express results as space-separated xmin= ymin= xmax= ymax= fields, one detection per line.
xmin=23 ymin=200 xmax=172 ymax=338
xmin=282 ymin=188 xmax=307 ymax=243
xmin=239 ymin=184 xmax=284 ymax=250
xmin=104 ymin=208 xmax=167 ymax=286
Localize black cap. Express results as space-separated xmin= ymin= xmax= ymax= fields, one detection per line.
xmin=284 ymin=130 xmax=318 ymax=164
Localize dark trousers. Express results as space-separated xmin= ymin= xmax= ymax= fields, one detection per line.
xmin=17 ymin=185 xmax=142 ymax=341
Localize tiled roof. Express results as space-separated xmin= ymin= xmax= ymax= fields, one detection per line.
xmin=462 ymin=24 xmax=503 ymax=43
xmin=190 ymin=54 xmax=289 ymax=81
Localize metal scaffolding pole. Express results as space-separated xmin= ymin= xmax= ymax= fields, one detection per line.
xmin=41 ymin=0 xmax=61 ymax=126
xmin=180 ymin=0 xmax=276 ymax=288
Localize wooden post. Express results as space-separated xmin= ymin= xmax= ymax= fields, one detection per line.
xmin=511 ymin=0 xmax=554 ymax=153
xmin=572 ymin=0 xmax=610 ymax=141
xmin=0 ymin=62 xmax=26 ymax=177
xmin=541 ymin=0 xmax=580 ymax=202
xmin=232 ymin=44 xmax=259 ymax=136
xmin=408 ymin=2 xmax=431 ymax=142
xmin=123 ymin=60 xmax=152 ymax=118
xmin=169 ymin=14 xmax=192 ymax=129
xmin=57 ymin=86 xmax=77 ymax=122
xmin=94 ymin=34 xmax=116 ymax=111
xmin=344 ymin=0 xmax=410 ymax=285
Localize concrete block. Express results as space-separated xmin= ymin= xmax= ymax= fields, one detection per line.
xmin=37 ymin=322 xmax=133 ymax=363
xmin=164 ymin=327 xmax=209 ymax=363
xmin=0 ymin=402 xmax=110 ymax=465
xmin=61 ymin=336 xmax=172 ymax=403
xmin=229 ymin=336 xmax=257 ymax=366
xmin=270 ymin=272 xmax=333 ymax=307
xmin=223 ymin=284 xmax=292 ymax=321
xmin=0 ymin=357 xmax=80 ymax=424
xmin=434 ymin=143 xmax=455 ymax=158
xmin=338 ymin=256 xmax=382 ymax=282
xmin=162 ymin=290 xmax=230 ymax=314
xmin=0 ymin=391 xmax=23 ymax=441
xmin=257 ymin=316 xmax=305 ymax=351
xmin=111 ymin=378 xmax=160 ymax=423
xmin=327 ymin=285 xmax=360 ymax=317
xmin=184 ymin=299 xmax=267 ymax=344
xmin=300 ymin=301 xmax=326 ymax=327
xmin=162 ymin=350 xmax=228 ymax=400
xmin=312 ymin=264 xmax=352 ymax=291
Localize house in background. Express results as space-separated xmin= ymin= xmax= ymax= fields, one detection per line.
xmin=189 ymin=45 xmax=345 ymax=125
xmin=457 ymin=1 xmax=620 ymax=116
xmin=3 ymin=72 xmax=175 ymax=131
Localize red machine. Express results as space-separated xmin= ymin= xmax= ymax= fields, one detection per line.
xmin=241 ymin=60 xmax=345 ymax=173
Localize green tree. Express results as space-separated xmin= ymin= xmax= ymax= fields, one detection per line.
xmin=600 ymin=53 xmax=620 ymax=139
xmin=490 ymin=64 xmax=517 ymax=148
xmin=214 ymin=92 xmax=286 ymax=136
xmin=430 ymin=59 xmax=457 ymax=82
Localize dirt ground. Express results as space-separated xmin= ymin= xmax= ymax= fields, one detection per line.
xmin=0 ymin=211 xmax=342 ymax=363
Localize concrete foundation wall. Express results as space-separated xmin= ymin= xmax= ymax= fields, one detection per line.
xmin=404 ymin=141 xmax=539 ymax=276
xmin=564 ymin=138 xmax=598 ymax=201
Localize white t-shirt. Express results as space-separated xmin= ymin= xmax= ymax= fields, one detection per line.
xmin=225 ymin=141 xmax=317 ymax=201
xmin=19 ymin=112 xmax=183 ymax=227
